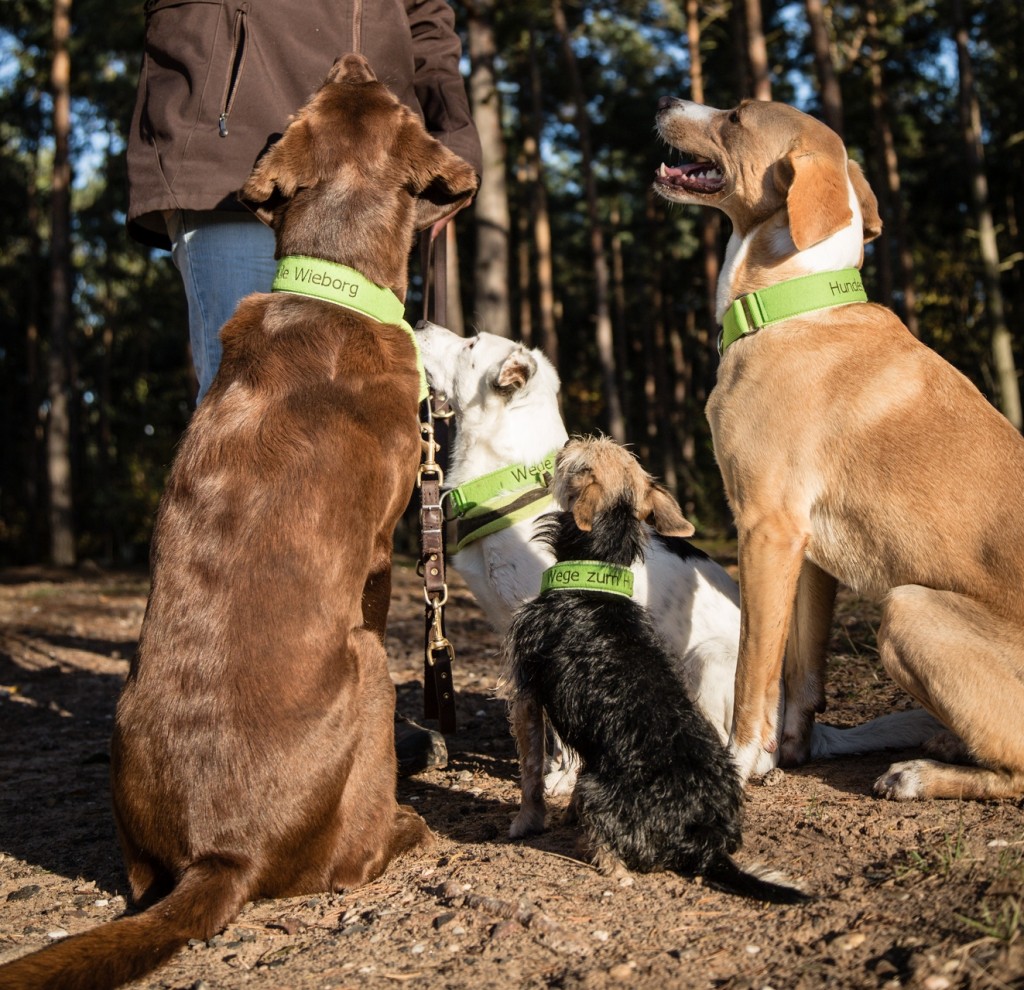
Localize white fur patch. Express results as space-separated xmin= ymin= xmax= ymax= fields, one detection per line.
xmin=677 ymin=101 xmax=719 ymax=122
xmin=730 ymin=738 xmax=769 ymax=783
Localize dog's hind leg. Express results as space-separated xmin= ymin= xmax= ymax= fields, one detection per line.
xmin=779 ymin=560 xmax=836 ymax=767
xmin=509 ymin=692 xmax=548 ymax=837
xmin=873 ymin=585 xmax=1024 ymax=800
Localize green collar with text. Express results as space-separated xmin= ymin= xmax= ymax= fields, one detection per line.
xmin=540 ymin=560 xmax=635 ymax=598
xmin=272 ymin=255 xmax=427 ymax=401
xmin=446 ymin=451 xmax=558 ymax=517
xmin=720 ymin=268 xmax=868 ymax=354
xmin=444 ymin=451 xmax=558 ymax=554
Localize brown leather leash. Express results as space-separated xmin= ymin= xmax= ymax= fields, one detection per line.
xmin=417 ymin=226 xmax=457 ymax=734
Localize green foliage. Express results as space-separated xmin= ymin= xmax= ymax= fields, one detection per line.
xmin=0 ymin=0 xmax=190 ymax=565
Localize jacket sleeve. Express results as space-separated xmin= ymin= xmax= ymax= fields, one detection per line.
xmin=405 ymin=0 xmax=483 ymax=178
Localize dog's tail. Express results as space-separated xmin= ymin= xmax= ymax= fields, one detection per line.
xmin=702 ymin=853 xmax=811 ymax=904
xmin=0 ymin=859 xmax=250 ymax=990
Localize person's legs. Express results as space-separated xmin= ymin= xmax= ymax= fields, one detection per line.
xmin=167 ymin=209 xmax=277 ymax=403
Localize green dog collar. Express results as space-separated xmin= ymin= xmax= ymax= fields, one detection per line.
xmin=540 ymin=560 xmax=635 ymax=598
xmin=444 ymin=451 xmax=558 ymax=555
xmin=272 ymin=255 xmax=427 ymax=401
xmin=449 ymin=489 xmax=554 ymax=554
xmin=446 ymin=451 xmax=558 ymax=517
xmin=719 ymin=268 xmax=868 ymax=354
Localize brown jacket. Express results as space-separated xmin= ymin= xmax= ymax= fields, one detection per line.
xmin=126 ymin=0 xmax=482 ymax=249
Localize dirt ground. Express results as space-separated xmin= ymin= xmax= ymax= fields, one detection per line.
xmin=0 ymin=555 xmax=1021 ymax=990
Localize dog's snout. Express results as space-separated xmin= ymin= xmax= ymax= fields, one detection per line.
xmin=328 ymin=53 xmax=376 ymax=85
xmin=657 ymin=96 xmax=680 ymax=114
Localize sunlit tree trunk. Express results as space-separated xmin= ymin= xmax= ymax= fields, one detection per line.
xmin=516 ymin=158 xmax=534 ymax=348
xmin=864 ymin=0 xmax=918 ymax=335
xmin=526 ymin=22 xmax=558 ymax=370
xmin=466 ymin=0 xmax=510 ymax=336
xmin=47 ymin=0 xmax=76 ymax=566
xmin=953 ymin=0 xmax=1021 ymax=429
xmin=552 ymin=0 xmax=625 ymax=441
xmin=805 ymin=0 xmax=842 ymax=135
xmin=743 ymin=0 xmax=772 ymax=100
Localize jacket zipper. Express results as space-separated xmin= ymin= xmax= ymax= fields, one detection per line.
xmin=219 ymin=3 xmax=250 ymax=137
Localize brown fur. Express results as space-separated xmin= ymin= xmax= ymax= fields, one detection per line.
xmin=655 ymin=96 xmax=1024 ymax=801
xmin=0 ymin=54 xmax=477 ymax=990
xmin=555 ymin=435 xmax=694 ymax=539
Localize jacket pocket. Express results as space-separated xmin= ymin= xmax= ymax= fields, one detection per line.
xmin=217 ymin=2 xmax=249 ymax=137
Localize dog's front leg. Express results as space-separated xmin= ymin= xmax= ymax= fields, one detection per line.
xmin=731 ymin=522 xmax=808 ymax=781
xmin=509 ymin=692 xmax=547 ymax=837
xmin=780 ymin=560 xmax=837 ymax=766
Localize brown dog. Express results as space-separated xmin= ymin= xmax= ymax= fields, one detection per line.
xmin=654 ymin=97 xmax=1024 ymax=802
xmin=0 ymin=54 xmax=477 ymax=990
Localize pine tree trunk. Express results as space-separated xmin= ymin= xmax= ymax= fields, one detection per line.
xmin=864 ymin=0 xmax=919 ymax=336
xmin=527 ymin=21 xmax=558 ymax=370
xmin=953 ymin=0 xmax=1021 ymax=428
xmin=467 ymin=0 xmax=510 ymax=336
xmin=47 ymin=0 xmax=76 ymax=566
xmin=552 ymin=0 xmax=625 ymax=440
xmin=744 ymin=0 xmax=773 ymax=99
xmin=804 ymin=0 xmax=843 ymax=136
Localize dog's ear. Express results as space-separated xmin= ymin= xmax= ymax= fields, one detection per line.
xmin=847 ymin=160 xmax=883 ymax=243
xmin=642 ymin=483 xmax=695 ymax=537
xmin=568 ymin=473 xmax=603 ymax=533
xmin=493 ymin=348 xmax=537 ymax=396
xmin=239 ymin=120 xmax=318 ymax=225
xmin=776 ymin=148 xmax=853 ymax=251
xmin=405 ymin=130 xmax=480 ymax=231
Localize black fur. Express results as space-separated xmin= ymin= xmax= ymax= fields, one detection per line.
xmin=507 ymin=509 xmax=808 ymax=903
xmin=652 ymin=531 xmax=712 ymax=565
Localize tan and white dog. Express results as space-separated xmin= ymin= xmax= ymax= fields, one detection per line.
xmin=654 ymin=97 xmax=1024 ymax=801
xmin=417 ymin=323 xmax=943 ymax=829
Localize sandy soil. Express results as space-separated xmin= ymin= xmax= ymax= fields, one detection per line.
xmin=0 ymin=558 xmax=1021 ymax=989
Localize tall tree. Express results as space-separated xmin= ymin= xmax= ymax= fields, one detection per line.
xmin=47 ymin=0 xmax=76 ymax=566
xmin=953 ymin=0 xmax=1021 ymax=429
xmin=466 ymin=0 xmax=511 ymax=336
xmin=863 ymin=0 xmax=919 ymax=336
xmin=551 ymin=0 xmax=625 ymax=440
xmin=743 ymin=0 xmax=772 ymax=99
xmin=804 ymin=0 xmax=842 ymax=135
xmin=525 ymin=17 xmax=558 ymax=368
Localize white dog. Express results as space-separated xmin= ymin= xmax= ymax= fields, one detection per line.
xmin=415 ymin=324 xmax=942 ymax=833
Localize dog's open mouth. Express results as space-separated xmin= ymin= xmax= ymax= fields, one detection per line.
xmin=655 ymin=159 xmax=725 ymax=195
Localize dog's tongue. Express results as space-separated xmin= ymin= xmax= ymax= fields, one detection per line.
xmin=656 ymin=161 xmax=725 ymax=193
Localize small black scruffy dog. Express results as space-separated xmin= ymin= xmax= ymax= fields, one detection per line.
xmin=504 ymin=436 xmax=808 ymax=903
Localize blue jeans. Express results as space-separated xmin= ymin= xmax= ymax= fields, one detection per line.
xmin=166 ymin=209 xmax=277 ymax=403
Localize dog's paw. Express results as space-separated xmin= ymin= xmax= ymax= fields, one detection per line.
xmin=509 ymin=807 xmax=546 ymax=839
xmin=729 ymin=738 xmax=770 ymax=784
xmin=544 ymin=765 xmax=579 ymax=797
xmin=751 ymin=746 xmax=781 ymax=777
xmin=873 ymin=760 xmax=934 ymax=800
xmin=779 ymin=732 xmax=811 ymax=768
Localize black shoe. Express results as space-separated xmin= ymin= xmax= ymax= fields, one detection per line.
xmin=395 ymin=715 xmax=447 ymax=776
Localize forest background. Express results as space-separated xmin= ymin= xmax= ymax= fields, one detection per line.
xmin=0 ymin=0 xmax=1021 ymax=567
